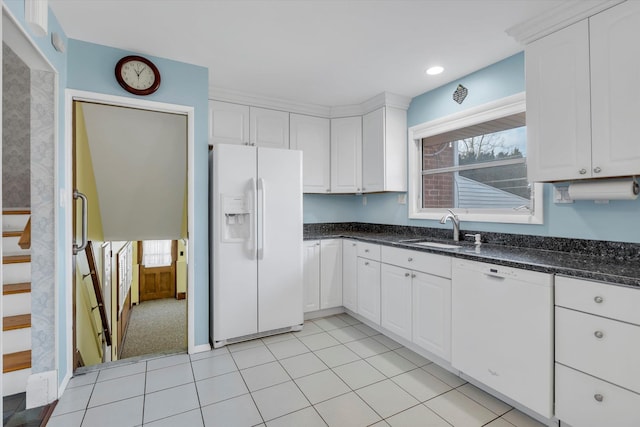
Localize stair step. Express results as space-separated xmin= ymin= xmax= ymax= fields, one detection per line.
xmin=3 ymin=314 xmax=31 ymax=331
xmin=3 ymin=351 xmax=31 ymax=373
xmin=3 ymin=283 xmax=31 ymax=295
xmin=3 ymin=263 xmax=31 ymax=285
xmin=2 ymin=209 xmax=31 ymax=215
xmin=3 ymin=255 xmax=31 ymax=264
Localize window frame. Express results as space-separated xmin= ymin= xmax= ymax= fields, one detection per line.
xmin=407 ymin=92 xmax=543 ymax=224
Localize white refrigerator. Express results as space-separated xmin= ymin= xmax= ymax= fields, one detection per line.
xmin=210 ymin=144 xmax=303 ymax=347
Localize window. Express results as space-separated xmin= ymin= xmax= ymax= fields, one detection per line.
xmin=142 ymin=240 xmax=173 ymax=267
xmin=408 ymin=93 xmax=543 ymax=224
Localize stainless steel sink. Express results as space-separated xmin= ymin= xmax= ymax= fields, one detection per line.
xmin=412 ymin=241 xmax=461 ymax=249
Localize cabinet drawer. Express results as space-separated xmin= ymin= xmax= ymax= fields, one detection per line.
xmin=556 ymin=363 xmax=640 ymax=427
xmin=556 ymin=276 xmax=640 ymax=326
xmin=357 ymin=242 xmax=380 ymax=261
xmin=381 ymin=246 xmax=451 ymax=278
xmin=556 ymin=307 xmax=640 ymax=393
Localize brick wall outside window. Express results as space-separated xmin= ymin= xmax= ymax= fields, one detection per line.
xmin=422 ymin=142 xmax=455 ymax=208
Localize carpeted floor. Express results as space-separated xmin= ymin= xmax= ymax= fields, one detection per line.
xmin=120 ymin=298 xmax=187 ymax=359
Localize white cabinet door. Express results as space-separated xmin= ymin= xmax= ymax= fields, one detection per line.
xmin=590 ymin=1 xmax=640 ymax=178
xmin=412 ymin=272 xmax=451 ymax=361
xmin=342 ymin=239 xmax=358 ymax=312
xmin=302 ymin=240 xmax=320 ymax=313
xmin=381 ymin=263 xmax=412 ymax=341
xmin=362 ymin=107 xmax=385 ymax=192
xmin=290 ymin=114 xmax=331 ymax=193
xmin=526 ymin=20 xmax=591 ymax=182
xmin=209 ymin=100 xmax=250 ymax=145
xmin=320 ymin=239 xmax=343 ymax=309
xmin=357 ymin=257 xmax=380 ymax=325
xmin=250 ymin=107 xmax=290 ymax=149
xmin=362 ymin=107 xmax=407 ymax=193
xmin=331 ymin=116 xmax=362 ymax=193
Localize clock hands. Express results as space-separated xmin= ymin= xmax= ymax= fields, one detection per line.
xmin=133 ymin=64 xmax=147 ymax=81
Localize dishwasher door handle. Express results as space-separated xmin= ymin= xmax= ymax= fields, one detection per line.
xmin=484 ymin=272 xmax=506 ymax=280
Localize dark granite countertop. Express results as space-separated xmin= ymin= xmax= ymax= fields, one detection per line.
xmin=304 ymin=223 xmax=640 ymax=288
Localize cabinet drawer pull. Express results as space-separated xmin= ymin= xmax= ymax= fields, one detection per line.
xmin=364 ymin=261 xmax=369 ymax=266
xmin=352 ymin=243 xmax=356 ymax=247
xmin=408 ymin=257 xmax=413 ymax=262
xmin=594 ymin=394 xmax=604 ymax=402
xmin=593 ymin=167 xmax=602 ymax=174
xmin=365 ymin=249 xmax=369 ymax=253
xmin=594 ymin=296 xmax=604 ymax=304
xmin=405 ymin=272 xmax=410 ymax=277
xmin=579 ymin=168 xmax=587 ymax=174
xmin=411 ymin=274 xmax=416 ymax=278
xmin=594 ymin=330 xmax=604 ymax=339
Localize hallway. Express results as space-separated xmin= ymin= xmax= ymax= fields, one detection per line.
xmin=120 ymin=298 xmax=187 ymax=359
xmin=46 ymin=314 xmax=544 ymax=427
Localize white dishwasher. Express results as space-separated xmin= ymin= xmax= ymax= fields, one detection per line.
xmin=451 ymin=259 xmax=553 ymax=419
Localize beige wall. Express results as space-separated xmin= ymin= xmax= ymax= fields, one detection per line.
xmin=75 ymin=103 xmax=104 ymax=241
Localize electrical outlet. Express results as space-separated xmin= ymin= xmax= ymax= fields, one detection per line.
xmin=397 ymin=194 xmax=407 ymax=205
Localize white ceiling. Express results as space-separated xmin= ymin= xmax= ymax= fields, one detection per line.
xmin=50 ymin=0 xmax=564 ymax=107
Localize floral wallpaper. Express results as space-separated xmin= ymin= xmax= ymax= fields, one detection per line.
xmin=2 ymin=43 xmax=31 ymax=208
xmin=30 ymin=68 xmax=56 ymax=373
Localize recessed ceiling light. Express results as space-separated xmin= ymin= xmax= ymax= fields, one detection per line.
xmin=426 ymin=66 xmax=444 ymax=76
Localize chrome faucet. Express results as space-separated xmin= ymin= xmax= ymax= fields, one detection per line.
xmin=440 ymin=209 xmax=460 ymax=242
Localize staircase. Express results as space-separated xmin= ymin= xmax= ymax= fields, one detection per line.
xmin=2 ymin=209 xmax=32 ymax=396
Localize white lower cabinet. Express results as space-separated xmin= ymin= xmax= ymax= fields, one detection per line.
xmin=412 ymin=272 xmax=451 ymax=361
xmin=555 ymin=276 xmax=640 ymax=427
xmin=302 ymin=241 xmax=321 ymax=312
xmin=357 ymin=257 xmax=381 ymax=325
xmin=303 ymin=239 xmax=343 ymax=313
xmin=380 ymin=264 xmax=412 ymax=341
xmin=556 ymin=363 xmax=640 ymax=427
xmin=320 ymin=239 xmax=342 ymax=309
xmin=342 ymin=239 xmax=358 ymax=312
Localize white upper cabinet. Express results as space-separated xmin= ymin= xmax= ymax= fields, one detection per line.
xmin=362 ymin=106 xmax=407 ymax=192
xmin=527 ymin=1 xmax=640 ymax=181
xmin=590 ymin=1 xmax=640 ymax=178
xmin=331 ymin=116 xmax=363 ymax=193
xmin=290 ymin=114 xmax=331 ymax=193
xmin=250 ymin=107 xmax=290 ymax=149
xmin=209 ymin=100 xmax=250 ymax=145
xmin=526 ymin=20 xmax=591 ymax=182
xmin=208 ymin=101 xmax=289 ymax=148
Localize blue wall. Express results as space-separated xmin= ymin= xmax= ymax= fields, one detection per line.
xmin=66 ymin=39 xmax=210 ymax=347
xmin=306 ymin=52 xmax=640 ymax=244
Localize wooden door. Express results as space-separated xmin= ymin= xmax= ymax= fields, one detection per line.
xmin=139 ymin=240 xmax=177 ymax=301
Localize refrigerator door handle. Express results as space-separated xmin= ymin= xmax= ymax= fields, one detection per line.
xmin=258 ymin=177 xmax=266 ymax=260
xmin=249 ymin=177 xmax=257 ymax=260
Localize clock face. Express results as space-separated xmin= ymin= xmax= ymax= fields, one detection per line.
xmin=115 ymin=56 xmax=161 ymax=95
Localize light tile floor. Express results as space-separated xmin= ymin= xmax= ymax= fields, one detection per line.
xmin=48 ymin=314 xmax=546 ymax=427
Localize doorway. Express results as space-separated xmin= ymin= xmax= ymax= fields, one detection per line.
xmin=66 ymin=92 xmax=196 ymax=371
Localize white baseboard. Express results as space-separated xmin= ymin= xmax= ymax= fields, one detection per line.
xmin=190 ymin=343 xmax=212 ymax=354
xmin=26 ymin=370 xmax=57 ymax=408
xmin=304 ymin=307 xmax=345 ymax=320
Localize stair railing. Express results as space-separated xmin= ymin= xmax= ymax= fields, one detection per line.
xmin=84 ymin=242 xmax=112 ymax=346
xmin=18 ymin=217 xmax=31 ymax=249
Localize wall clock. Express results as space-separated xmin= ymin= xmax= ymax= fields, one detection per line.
xmin=115 ymin=55 xmax=161 ymax=96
